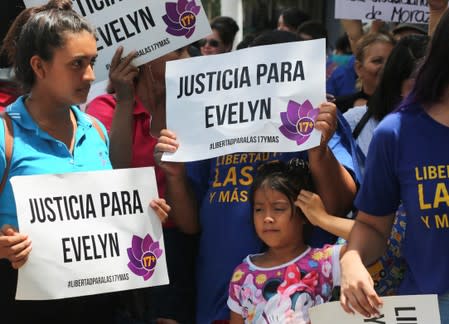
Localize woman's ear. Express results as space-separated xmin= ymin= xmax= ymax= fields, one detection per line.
xmin=30 ymin=55 xmax=46 ymax=80
xmin=354 ymin=60 xmax=363 ymax=78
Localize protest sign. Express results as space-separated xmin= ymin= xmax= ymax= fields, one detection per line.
xmin=309 ymin=295 xmax=441 ymax=324
xmin=23 ymin=0 xmax=211 ymax=82
xmin=335 ymin=0 xmax=432 ymax=24
xmin=11 ymin=167 xmax=168 ymax=300
xmin=163 ymin=39 xmax=325 ymax=162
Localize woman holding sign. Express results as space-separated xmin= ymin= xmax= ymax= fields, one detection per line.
xmin=340 ymin=6 xmax=449 ymax=324
xmin=0 ymin=1 xmax=169 ymax=323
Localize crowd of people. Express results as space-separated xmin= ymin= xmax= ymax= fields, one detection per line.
xmin=0 ymin=0 xmax=448 ymax=323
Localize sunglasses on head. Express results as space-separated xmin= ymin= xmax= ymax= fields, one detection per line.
xmin=198 ymin=38 xmax=220 ymax=48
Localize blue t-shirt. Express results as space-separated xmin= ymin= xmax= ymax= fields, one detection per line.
xmin=356 ymin=104 xmax=449 ymax=295
xmin=0 ymin=96 xmax=112 ymax=228
xmin=326 ymin=55 xmax=357 ymax=97
xmin=188 ymin=132 xmax=355 ymax=323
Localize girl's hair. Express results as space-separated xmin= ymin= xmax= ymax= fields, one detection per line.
xmin=251 ymin=159 xmax=314 ymax=213
xmin=354 ymin=32 xmax=395 ymax=64
xmin=210 ymin=16 xmax=239 ymax=48
xmin=411 ymin=9 xmax=449 ymax=106
xmin=2 ymin=0 xmax=95 ymax=91
xmin=367 ymin=34 xmax=429 ymax=121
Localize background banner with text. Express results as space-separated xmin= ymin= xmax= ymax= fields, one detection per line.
xmin=12 ymin=167 xmax=168 ymax=300
xmin=335 ymin=0 xmax=432 ymax=24
xmin=163 ymin=39 xmax=326 ymax=162
xmin=24 ymin=0 xmax=211 ymax=82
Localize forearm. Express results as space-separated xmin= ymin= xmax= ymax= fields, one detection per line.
xmin=315 ymin=212 xmax=354 ymax=240
xmin=165 ymin=171 xmax=200 ymax=234
xmin=340 ymin=19 xmax=363 ymax=53
xmin=109 ymin=99 xmax=134 ymax=168
xmin=308 ymin=146 xmax=357 ymax=216
xmin=346 ymin=215 xmax=393 ymax=265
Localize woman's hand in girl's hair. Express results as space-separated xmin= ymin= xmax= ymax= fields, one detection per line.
xmin=295 ymin=190 xmax=327 ymax=226
xmin=0 ymin=225 xmax=32 ymax=269
xmin=154 ymin=129 xmax=186 ymax=178
xmin=340 ymin=250 xmax=382 ymax=318
xmin=314 ymin=101 xmax=337 ymax=149
xmin=149 ymin=198 xmax=171 ymax=223
xmin=107 ymin=46 xmax=139 ymax=103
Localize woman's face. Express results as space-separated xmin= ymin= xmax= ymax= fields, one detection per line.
xmin=356 ymin=41 xmax=394 ymax=95
xmin=200 ymin=29 xmax=228 ymax=55
xmin=37 ymin=30 xmax=97 ymax=106
xmin=253 ymin=186 xmax=303 ymax=250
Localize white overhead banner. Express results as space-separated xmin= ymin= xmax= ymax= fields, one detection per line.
xmin=335 ymin=0 xmax=430 ymax=24
xmin=309 ymin=295 xmax=441 ymax=324
xmin=12 ymin=167 xmax=169 ymax=300
xmin=23 ymin=0 xmax=211 ymax=82
xmin=163 ymin=39 xmax=326 ymax=162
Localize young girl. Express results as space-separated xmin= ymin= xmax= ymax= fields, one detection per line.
xmin=227 ymin=159 xmax=345 ymax=324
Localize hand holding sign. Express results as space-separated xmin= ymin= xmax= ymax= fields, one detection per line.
xmin=149 ymin=198 xmax=171 ymax=224
xmin=429 ymin=0 xmax=449 ymax=11
xmin=0 ymin=225 xmax=32 ymax=269
xmin=313 ymin=101 xmax=338 ymax=150
xmin=154 ymin=129 xmax=185 ymax=178
xmin=340 ymin=250 xmax=382 ymax=318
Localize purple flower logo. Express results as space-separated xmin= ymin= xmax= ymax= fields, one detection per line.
xmin=162 ymin=0 xmax=201 ymax=38
xmin=279 ymin=100 xmax=319 ymax=145
xmin=127 ymin=234 xmax=163 ymax=281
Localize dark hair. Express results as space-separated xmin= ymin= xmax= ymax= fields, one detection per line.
xmin=297 ymin=20 xmax=327 ymax=40
xmin=335 ymin=33 xmax=352 ymax=55
xmin=250 ymin=30 xmax=302 ymax=47
xmin=251 ymin=159 xmax=314 ymax=244
xmin=210 ymin=16 xmax=239 ymax=48
xmin=3 ymin=0 xmax=95 ymax=91
xmin=0 ymin=0 xmax=26 ymax=68
xmin=411 ymin=9 xmax=449 ymax=106
xmin=367 ymin=34 xmax=429 ymax=121
xmin=279 ymin=7 xmax=310 ymax=31
xmin=236 ymin=33 xmax=257 ymax=50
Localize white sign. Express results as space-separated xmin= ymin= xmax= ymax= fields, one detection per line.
xmin=24 ymin=0 xmax=211 ymax=82
xmin=309 ymin=295 xmax=441 ymax=324
xmin=335 ymin=0 xmax=430 ymax=24
xmin=163 ymin=39 xmax=325 ymax=162
xmin=11 ymin=167 xmax=169 ymax=300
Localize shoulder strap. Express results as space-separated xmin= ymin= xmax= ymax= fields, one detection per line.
xmin=352 ymin=110 xmax=372 ymax=140
xmin=0 ymin=112 xmax=13 ymax=195
xmin=88 ymin=116 xmax=106 ymax=144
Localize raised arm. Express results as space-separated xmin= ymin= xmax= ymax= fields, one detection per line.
xmin=107 ymin=47 xmax=139 ymax=168
xmin=154 ymin=129 xmax=200 ymax=234
xmin=308 ymin=102 xmax=357 ymax=216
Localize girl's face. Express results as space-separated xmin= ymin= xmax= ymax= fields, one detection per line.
xmin=200 ymin=29 xmax=228 ymax=55
xmin=356 ymin=41 xmax=393 ymax=95
xmin=36 ymin=30 xmax=97 ymax=106
xmin=253 ymin=186 xmax=303 ymax=249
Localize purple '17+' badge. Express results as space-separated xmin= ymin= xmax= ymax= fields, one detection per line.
xmin=162 ymin=0 xmax=201 ymax=38
xmin=127 ymin=234 xmax=163 ymax=281
xmin=279 ymin=100 xmax=319 ymax=145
